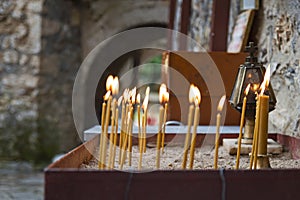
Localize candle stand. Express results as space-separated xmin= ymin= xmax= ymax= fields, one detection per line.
xmin=225 ymin=43 xmax=279 ymax=162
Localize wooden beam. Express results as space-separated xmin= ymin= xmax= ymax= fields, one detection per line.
xmin=179 ymin=0 xmax=191 ymax=50
xmin=210 ymin=0 xmax=231 ymax=51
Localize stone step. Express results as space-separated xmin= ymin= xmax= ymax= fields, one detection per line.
xmin=223 ymin=138 xmax=283 ymax=155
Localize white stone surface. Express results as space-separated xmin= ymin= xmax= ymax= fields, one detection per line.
xmin=3 ymin=50 xmax=18 ymax=64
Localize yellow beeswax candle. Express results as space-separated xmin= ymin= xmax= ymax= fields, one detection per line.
xmin=182 ymin=104 xmax=194 ymax=169
xmin=189 ymin=105 xmax=200 ymax=169
xmin=236 ymin=84 xmax=250 ymax=169
xmin=98 ymin=102 xmax=106 ymax=169
xmin=214 ymin=95 xmax=226 ymax=169
xmin=156 ymin=106 xmax=164 ymax=169
xmin=101 ymin=95 xmax=112 ymax=169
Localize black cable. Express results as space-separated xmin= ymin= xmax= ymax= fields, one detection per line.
xmin=219 ymin=168 xmax=226 ymax=200
xmin=124 ymin=172 xmax=134 ymax=200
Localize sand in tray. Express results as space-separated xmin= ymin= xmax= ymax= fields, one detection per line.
xmin=80 ymin=145 xmax=300 ymax=170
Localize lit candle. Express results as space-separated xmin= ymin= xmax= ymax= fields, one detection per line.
xmin=128 ymin=105 xmax=134 ymax=167
xmin=100 ymin=76 xmax=114 ymax=169
xmin=136 ymin=94 xmax=141 ymax=154
xmin=120 ymin=108 xmax=132 ymax=170
xmin=189 ymin=85 xmax=201 ymax=169
xmin=112 ymin=108 xmax=119 ymax=168
xmin=182 ymin=84 xmax=195 ymax=169
xmin=250 ymin=92 xmax=260 ymax=169
xmin=214 ymin=95 xmax=226 ymax=169
xmin=139 ymin=87 xmax=150 ymax=170
xmin=107 ymin=77 xmax=119 ymax=169
xmin=256 ymin=65 xmax=271 ymax=169
xmin=156 ymin=84 xmax=167 ymax=169
xmin=139 ymin=114 xmax=145 ymax=170
xmin=161 ymin=84 xmax=169 ymax=153
xmin=161 ymin=100 xmax=168 ymax=153
xmin=118 ymin=95 xmax=125 ymax=164
xmin=108 ymin=98 xmax=116 ymax=168
xmin=119 ymin=89 xmax=128 ymax=164
xmin=98 ymin=92 xmax=108 ymax=169
xmin=128 ymin=88 xmax=136 ymax=167
xmin=142 ymin=87 xmax=150 ymax=153
xmin=156 ymin=105 xmax=164 ymax=169
xmin=101 ymin=96 xmax=111 ymax=169
xmin=236 ymin=84 xmax=250 ymax=169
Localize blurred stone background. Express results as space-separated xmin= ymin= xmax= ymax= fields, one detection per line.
xmin=1 ymin=0 xmax=300 ymax=165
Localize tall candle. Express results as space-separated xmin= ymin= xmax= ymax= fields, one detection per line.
xmin=256 ymin=66 xmax=270 ymax=169
xmin=236 ymin=84 xmax=250 ymax=169
xmin=111 ymin=108 xmax=119 ymax=168
xmin=250 ymin=94 xmax=260 ymax=169
xmin=101 ymin=95 xmax=112 ymax=169
xmin=128 ymin=106 xmax=133 ymax=167
xmin=214 ymin=113 xmax=221 ymax=169
xmin=189 ymin=85 xmax=201 ymax=169
xmin=136 ymin=94 xmax=141 ymax=153
xmin=161 ymin=90 xmax=169 ymax=153
xmin=108 ymin=99 xmax=116 ymax=169
xmin=156 ymin=106 xmax=164 ymax=169
xmin=142 ymin=87 xmax=150 ymax=153
xmin=120 ymin=108 xmax=131 ymax=170
xmin=143 ymin=107 xmax=148 ymax=153
xmin=161 ymin=102 xmax=168 ymax=153
xmin=139 ymin=115 xmax=145 ymax=170
xmin=189 ymin=105 xmax=200 ymax=169
xmin=182 ymin=104 xmax=194 ymax=169
xmin=98 ymin=102 xmax=106 ymax=169
xmin=214 ymin=95 xmax=226 ymax=169
xmin=118 ymin=97 xmax=125 ymax=164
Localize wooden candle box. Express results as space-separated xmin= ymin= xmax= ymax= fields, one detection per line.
xmin=45 ymin=130 xmax=300 ymax=200
xmin=45 ymin=52 xmax=300 ymax=199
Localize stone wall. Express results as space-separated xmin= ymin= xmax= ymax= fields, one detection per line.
xmin=0 ymin=0 xmax=82 ymax=162
xmin=189 ymin=0 xmax=300 ymax=137
xmin=78 ymin=0 xmax=169 ymax=134
xmin=0 ymin=0 xmax=168 ymax=162
xmin=253 ymin=0 xmax=300 ymax=137
xmin=38 ymin=0 xmax=82 ymax=158
xmin=0 ymin=0 xmax=42 ymax=160
xmin=189 ymin=0 xmax=212 ymax=51
xmin=80 ymin=0 xmax=169 ymax=57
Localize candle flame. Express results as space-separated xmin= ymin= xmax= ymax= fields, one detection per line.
xmin=146 ymin=86 xmax=150 ymax=97
xmin=142 ymin=95 xmax=149 ymax=112
xmin=131 ymin=87 xmax=136 ymax=104
xmin=162 ymin=52 xmax=169 ymax=66
xmin=112 ymin=77 xmax=119 ymax=95
xmin=159 ymin=84 xmax=167 ymax=104
xmin=164 ymin=92 xmax=169 ymax=103
xmin=251 ymin=83 xmax=260 ymax=92
xmin=123 ymin=88 xmax=130 ymax=103
xmin=106 ymin=75 xmax=114 ymax=92
xmin=194 ymin=87 xmax=201 ymax=106
xmin=117 ymin=96 xmax=123 ymax=107
xmin=260 ymin=64 xmax=271 ymax=95
xmin=104 ymin=91 xmax=111 ymax=101
xmin=217 ymin=95 xmax=226 ymax=112
xmin=189 ymin=84 xmax=195 ymax=104
xmin=136 ymin=93 xmax=140 ymax=104
xmin=189 ymin=84 xmax=201 ymax=106
xmin=142 ymin=87 xmax=150 ymax=111
xmin=244 ymin=84 xmax=251 ymax=96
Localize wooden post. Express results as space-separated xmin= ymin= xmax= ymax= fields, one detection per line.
xmin=209 ymin=0 xmax=230 ymax=51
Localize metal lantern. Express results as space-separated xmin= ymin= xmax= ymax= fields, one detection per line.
xmin=229 ymin=42 xmax=277 ymax=143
